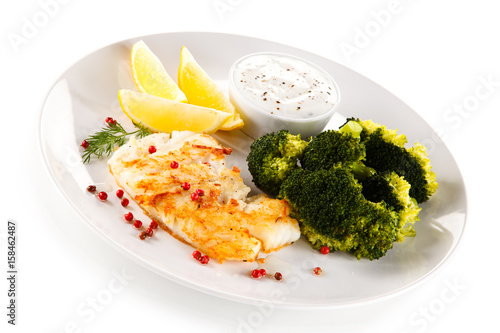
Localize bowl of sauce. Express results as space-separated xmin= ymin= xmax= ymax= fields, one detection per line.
xmin=228 ymin=52 xmax=340 ymax=139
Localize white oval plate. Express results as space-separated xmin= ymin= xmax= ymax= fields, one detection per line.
xmin=38 ymin=32 xmax=467 ymax=308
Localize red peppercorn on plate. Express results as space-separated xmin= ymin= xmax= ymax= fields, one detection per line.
xmin=38 ymin=32 xmax=467 ymax=307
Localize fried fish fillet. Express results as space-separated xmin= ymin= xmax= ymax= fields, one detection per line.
xmin=108 ymin=131 xmax=300 ymax=263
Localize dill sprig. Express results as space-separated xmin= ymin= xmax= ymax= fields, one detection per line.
xmin=82 ymin=120 xmax=151 ymax=163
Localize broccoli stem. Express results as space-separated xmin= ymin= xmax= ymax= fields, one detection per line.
xmin=350 ymin=162 xmax=376 ymax=180
xmin=339 ymin=120 xmax=363 ymax=138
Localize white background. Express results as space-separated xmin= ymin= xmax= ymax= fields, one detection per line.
xmin=1 ymin=0 xmax=498 ymax=332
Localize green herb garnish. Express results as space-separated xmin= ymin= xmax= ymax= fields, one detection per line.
xmin=82 ymin=119 xmax=151 ymax=163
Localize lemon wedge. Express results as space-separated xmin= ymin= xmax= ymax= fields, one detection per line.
xmin=118 ymin=89 xmax=231 ymax=134
xmin=178 ymin=46 xmax=244 ymax=131
xmin=131 ymin=40 xmax=188 ymax=103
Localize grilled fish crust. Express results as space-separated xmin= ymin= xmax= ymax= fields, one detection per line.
xmin=108 ymin=131 xmax=300 ymax=263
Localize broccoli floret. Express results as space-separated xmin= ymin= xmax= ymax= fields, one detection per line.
xmin=247 ymin=129 xmax=308 ymax=196
xmin=360 ymin=172 xmax=421 ymax=242
xmin=278 ymin=164 xmax=400 ymax=260
xmin=246 ymin=118 xmax=436 ymax=260
xmin=301 ymin=129 xmax=366 ymax=171
xmin=343 ymin=119 xmax=438 ymax=203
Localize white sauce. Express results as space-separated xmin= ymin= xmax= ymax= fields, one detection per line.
xmin=232 ymin=54 xmax=337 ymax=119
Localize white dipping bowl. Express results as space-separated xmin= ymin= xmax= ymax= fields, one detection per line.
xmin=228 ymin=52 xmax=340 ymax=139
